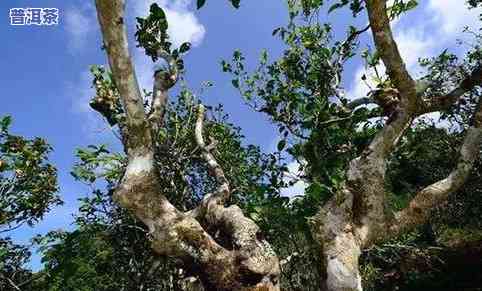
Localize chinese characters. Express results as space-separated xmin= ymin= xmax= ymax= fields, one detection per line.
xmin=9 ymin=8 xmax=59 ymax=26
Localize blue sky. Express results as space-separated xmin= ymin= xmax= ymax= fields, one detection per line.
xmin=1 ymin=0 xmax=480 ymax=270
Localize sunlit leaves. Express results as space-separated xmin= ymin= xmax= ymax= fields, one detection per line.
xmin=89 ymin=65 xmax=124 ymax=126
xmin=71 ymin=145 xmax=124 ymax=186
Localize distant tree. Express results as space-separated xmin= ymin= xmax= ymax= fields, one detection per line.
xmin=0 ymin=116 xmax=60 ymax=290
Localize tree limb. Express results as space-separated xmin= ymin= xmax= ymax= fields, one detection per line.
xmin=94 ymin=2 xmax=280 ymax=288
xmin=346 ymin=97 xmax=375 ymax=110
xmin=422 ymin=64 xmax=482 ymax=114
xmin=148 ymin=50 xmax=179 ymax=134
xmin=194 ymin=104 xmax=230 ymax=202
xmin=366 ymin=0 xmax=417 ymax=104
xmin=390 ymin=99 xmax=482 ymax=235
xmin=95 ymin=0 xmax=150 ymax=156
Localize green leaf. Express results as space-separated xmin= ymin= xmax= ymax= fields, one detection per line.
xmin=231 ymin=0 xmax=241 ymax=8
xmin=320 ymin=47 xmax=331 ymax=58
xmin=221 ymin=60 xmax=232 ymax=72
xmin=176 ymin=59 xmax=185 ymax=71
xmin=406 ymin=0 xmax=418 ymax=10
xmin=277 ymin=140 xmax=286 ymax=151
xmin=150 ymin=3 xmax=166 ymax=21
xmin=179 ymin=42 xmax=191 ymax=54
xmin=0 ymin=116 xmax=12 ymax=131
xmin=197 ymin=0 xmax=206 ymax=9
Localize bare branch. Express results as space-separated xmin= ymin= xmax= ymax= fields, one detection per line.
xmin=195 ymin=104 xmax=230 ymax=202
xmin=391 ymin=99 xmax=482 ymax=235
xmin=366 ymin=0 xmax=417 ymax=103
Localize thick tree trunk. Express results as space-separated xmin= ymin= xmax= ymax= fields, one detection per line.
xmin=311 ymin=188 xmax=363 ymax=291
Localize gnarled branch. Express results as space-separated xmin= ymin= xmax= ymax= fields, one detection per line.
xmin=94 ymin=2 xmax=280 ymax=289
xmin=195 ymin=104 xmax=230 ymax=202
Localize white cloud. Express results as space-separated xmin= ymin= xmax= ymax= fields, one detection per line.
xmin=347 ymin=28 xmax=433 ymax=99
xmin=394 ymin=28 xmax=434 ymax=75
xmin=64 ymin=1 xmax=206 ymax=52
xmin=64 ymin=4 xmax=95 ymax=52
xmin=347 ymin=66 xmax=372 ymax=100
xmin=428 ymin=0 xmax=480 ymax=36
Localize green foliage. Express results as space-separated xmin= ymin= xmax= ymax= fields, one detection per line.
xmin=135 ymin=3 xmax=169 ymax=61
xmin=222 ymin=13 xmax=380 ymax=205
xmin=468 ymin=0 xmax=482 ymax=8
xmin=71 ymin=145 xmax=124 ymax=186
xmin=36 ymin=86 xmax=296 ymax=289
xmin=0 ymin=237 xmax=33 ymax=290
xmin=89 ymin=65 xmax=124 ymax=126
xmin=327 ymin=0 xmax=364 ymax=16
xmin=387 ymin=121 xmax=461 ymax=204
xmin=0 ymin=116 xmax=60 ymax=290
xmin=0 ymin=116 xmax=61 ymax=230
xmin=135 ymin=3 xmax=190 ymax=73
xmin=34 ymin=225 xmax=178 ymax=291
xmin=387 ymin=0 xmax=418 ymax=19
xmin=357 ymin=120 xmax=482 ymax=291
